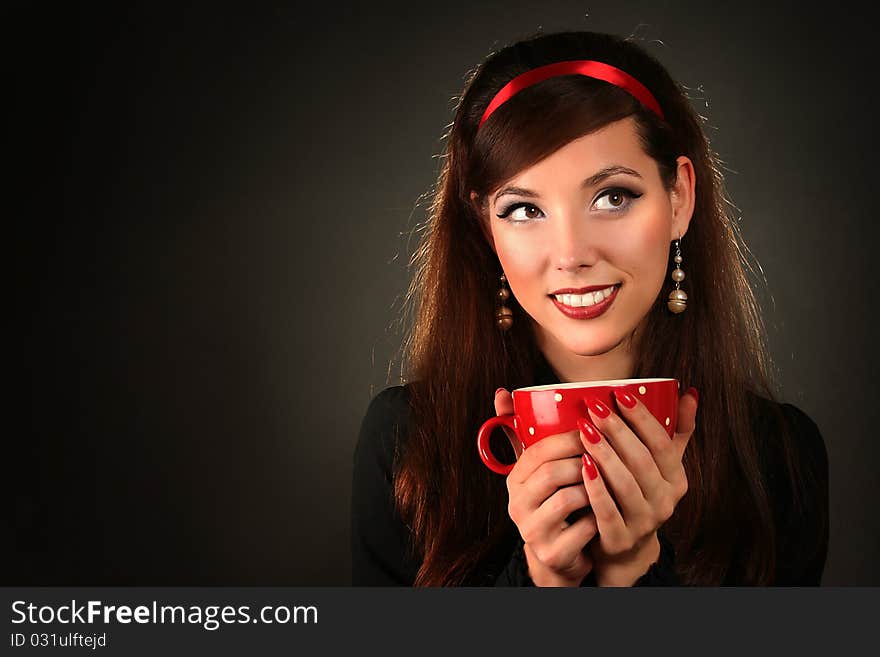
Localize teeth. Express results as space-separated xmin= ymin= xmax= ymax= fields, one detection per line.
xmin=555 ymin=285 xmax=617 ymax=307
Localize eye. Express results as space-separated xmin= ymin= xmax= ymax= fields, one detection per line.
xmin=495 ymin=188 xmax=642 ymax=223
xmin=593 ymin=188 xmax=642 ymax=212
xmin=496 ymin=202 xmax=544 ymax=222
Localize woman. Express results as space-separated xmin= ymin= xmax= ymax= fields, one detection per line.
xmin=351 ymin=30 xmax=828 ymax=586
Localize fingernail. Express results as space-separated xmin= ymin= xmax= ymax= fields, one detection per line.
xmin=613 ymin=389 xmax=637 ymax=409
xmin=582 ymin=453 xmax=598 ymax=480
xmin=686 ymin=386 xmax=699 ymax=404
xmin=587 ymin=397 xmax=611 ymax=418
xmin=494 ymin=388 xmax=505 ymax=397
xmin=577 ymin=417 xmax=602 ymax=444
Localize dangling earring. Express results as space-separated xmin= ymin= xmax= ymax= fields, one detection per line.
xmin=495 ymin=273 xmax=513 ymax=331
xmin=667 ymin=237 xmax=688 ymax=314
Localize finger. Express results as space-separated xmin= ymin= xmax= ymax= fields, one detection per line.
xmin=672 ymin=387 xmax=699 ymax=456
xmin=577 ymin=412 xmax=651 ymax=523
xmin=606 ymin=390 xmax=675 ymax=492
xmin=520 ymin=457 xmax=585 ymax=511
xmin=524 ymin=541 xmax=591 ymax=582
xmin=525 ymin=484 xmax=590 ymax=543
xmin=509 ymin=430 xmax=585 ymax=485
xmin=664 ymin=388 xmax=697 ymax=474
xmin=580 ymin=453 xmax=627 ymax=545
xmin=493 ymin=387 xmax=514 ymax=415
xmin=664 ymin=389 xmax=698 ymax=498
xmin=553 ymin=510 xmax=598 ymax=558
xmin=493 ymin=388 xmax=519 ymax=453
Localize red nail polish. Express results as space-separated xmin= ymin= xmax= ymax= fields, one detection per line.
xmin=686 ymin=386 xmax=699 ymax=404
xmin=614 ymin=389 xmax=637 ymax=409
xmin=577 ymin=417 xmax=602 ymax=444
xmin=582 ymin=453 xmax=598 ymax=480
xmin=494 ymin=388 xmax=505 ymax=397
xmin=587 ymin=398 xmax=611 ymax=418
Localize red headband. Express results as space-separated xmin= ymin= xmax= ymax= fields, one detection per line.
xmin=477 ymin=59 xmax=665 ymax=130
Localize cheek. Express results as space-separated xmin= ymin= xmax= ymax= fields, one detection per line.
xmin=629 ymin=216 xmax=672 ymax=287
xmin=494 ymin=233 xmax=543 ymax=290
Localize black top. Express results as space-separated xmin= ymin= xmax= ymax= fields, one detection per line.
xmin=351 ymin=358 xmax=829 ymax=586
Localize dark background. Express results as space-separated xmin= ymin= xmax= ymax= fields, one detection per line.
xmin=9 ymin=1 xmax=879 ymax=585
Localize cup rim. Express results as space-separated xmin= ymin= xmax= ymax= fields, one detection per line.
xmin=516 ymin=377 xmax=676 ymax=392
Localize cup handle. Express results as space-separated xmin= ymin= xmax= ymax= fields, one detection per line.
xmin=477 ymin=414 xmax=521 ymax=475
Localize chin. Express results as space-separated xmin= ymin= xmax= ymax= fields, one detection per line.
xmin=531 ymin=310 xmax=630 ymax=357
xmin=558 ymin=333 xmax=624 ymax=358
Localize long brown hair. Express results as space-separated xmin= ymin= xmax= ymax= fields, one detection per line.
xmin=390 ymin=30 xmax=807 ymax=585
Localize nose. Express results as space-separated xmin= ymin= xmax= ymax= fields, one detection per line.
xmin=552 ymin=210 xmax=599 ymax=271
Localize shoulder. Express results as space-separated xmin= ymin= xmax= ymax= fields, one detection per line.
xmin=351 ymin=384 xmax=422 ymax=585
xmin=359 ymin=385 xmax=413 ymax=438
xmin=747 ymin=392 xmax=828 ymax=476
xmin=745 ymin=392 xmax=829 ymax=522
xmin=361 ymin=385 xmax=413 ymax=425
xmin=354 ymin=384 xmax=415 ymax=473
xmin=778 ymin=402 xmax=827 ymax=469
xmin=744 ymin=392 xmax=830 ymax=583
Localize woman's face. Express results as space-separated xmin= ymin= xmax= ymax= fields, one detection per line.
xmin=479 ymin=117 xmax=695 ymax=366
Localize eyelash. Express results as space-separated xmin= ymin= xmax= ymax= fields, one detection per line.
xmin=495 ymin=187 xmax=643 ymax=223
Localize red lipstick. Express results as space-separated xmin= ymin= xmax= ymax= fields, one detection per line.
xmin=550 ymin=284 xmax=619 ymax=295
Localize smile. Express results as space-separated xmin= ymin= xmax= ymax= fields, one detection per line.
xmin=549 ymin=284 xmax=620 ymax=319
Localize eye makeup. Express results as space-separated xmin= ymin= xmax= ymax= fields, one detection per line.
xmin=495 ymin=187 xmax=643 ymax=223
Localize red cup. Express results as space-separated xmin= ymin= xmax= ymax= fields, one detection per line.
xmin=477 ymin=378 xmax=679 ymax=475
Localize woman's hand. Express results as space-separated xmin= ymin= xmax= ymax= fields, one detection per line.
xmin=576 ymin=387 xmax=698 ymax=586
xmin=495 ymin=388 xmax=597 ymax=587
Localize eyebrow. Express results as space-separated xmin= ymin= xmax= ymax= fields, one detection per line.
xmin=492 ymin=165 xmax=643 ymax=204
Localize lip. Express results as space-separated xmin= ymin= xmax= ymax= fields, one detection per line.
xmin=549 ymin=284 xmax=620 ymax=320
xmin=550 ymin=284 xmax=619 ymax=295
